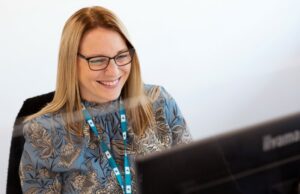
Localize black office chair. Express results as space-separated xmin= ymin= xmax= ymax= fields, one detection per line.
xmin=6 ymin=92 xmax=54 ymax=194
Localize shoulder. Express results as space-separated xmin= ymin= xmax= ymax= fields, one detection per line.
xmin=22 ymin=112 xmax=68 ymax=160
xmin=144 ymin=84 xmax=173 ymax=103
xmin=143 ymin=84 xmax=180 ymax=118
xmin=23 ymin=111 xmax=65 ymax=139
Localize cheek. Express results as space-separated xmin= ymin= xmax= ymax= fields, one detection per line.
xmin=77 ymin=62 xmax=99 ymax=83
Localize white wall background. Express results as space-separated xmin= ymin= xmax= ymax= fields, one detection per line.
xmin=1 ymin=0 xmax=300 ymax=192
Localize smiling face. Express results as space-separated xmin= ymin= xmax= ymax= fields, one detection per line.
xmin=77 ymin=27 xmax=131 ymax=103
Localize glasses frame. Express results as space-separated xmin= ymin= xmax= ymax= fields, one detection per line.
xmin=77 ymin=48 xmax=135 ymax=71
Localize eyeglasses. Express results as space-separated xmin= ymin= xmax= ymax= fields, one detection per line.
xmin=78 ymin=48 xmax=135 ymax=71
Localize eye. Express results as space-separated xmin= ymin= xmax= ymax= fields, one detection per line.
xmin=89 ymin=57 xmax=108 ymax=65
xmin=116 ymin=52 xmax=130 ymax=61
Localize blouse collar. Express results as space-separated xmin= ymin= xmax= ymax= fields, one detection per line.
xmin=81 ymin=98 xmax=120 ymax=113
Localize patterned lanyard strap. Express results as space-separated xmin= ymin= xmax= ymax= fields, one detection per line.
xmin=82 ymin=100 xmax=132 ymax=194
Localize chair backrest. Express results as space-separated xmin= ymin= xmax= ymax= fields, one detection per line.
xmin=6 ymin=92 xmax=55 ymax=194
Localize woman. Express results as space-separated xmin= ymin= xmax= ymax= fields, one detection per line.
xmin=19 ymin=6 xmax=192 ymax=194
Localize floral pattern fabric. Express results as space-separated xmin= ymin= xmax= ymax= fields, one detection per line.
xmin=19 ymin=85 xmax=192 ymax=194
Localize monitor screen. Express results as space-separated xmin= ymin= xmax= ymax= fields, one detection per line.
xmin=135 ymin=113 xmax=300 ymax=194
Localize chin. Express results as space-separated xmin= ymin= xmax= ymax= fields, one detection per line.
xmin=100 ymin=92 xmax=121 ymax=102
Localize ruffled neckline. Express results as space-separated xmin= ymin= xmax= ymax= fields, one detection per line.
xmin=81 ymin=98 xmax=120 ymax=114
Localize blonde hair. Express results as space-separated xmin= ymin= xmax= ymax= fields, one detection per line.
xmin=26 ymin=6 xmax=154 ymax=136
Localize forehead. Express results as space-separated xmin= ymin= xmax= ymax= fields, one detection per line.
xmin=79 ymin=27 xmax=127 ymax=55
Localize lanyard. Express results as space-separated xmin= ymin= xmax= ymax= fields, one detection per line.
xmin=82 ymin=100 xmax=132 ymax=194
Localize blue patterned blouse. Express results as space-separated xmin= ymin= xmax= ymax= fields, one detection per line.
xmin=19 ymin=85 xmax=192 ymax=194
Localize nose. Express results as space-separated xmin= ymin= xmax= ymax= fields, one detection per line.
xmin=105 ymin=59 xmax=119 ymax=75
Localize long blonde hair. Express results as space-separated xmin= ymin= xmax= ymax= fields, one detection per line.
xmin=26 ymin=6 xmax=154 ymax=136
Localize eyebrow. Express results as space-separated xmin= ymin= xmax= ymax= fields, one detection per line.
xmin=85 ymin=48 xmax=129 ymax=58
xmin=116 ymin=48 xmax=129 ymax=54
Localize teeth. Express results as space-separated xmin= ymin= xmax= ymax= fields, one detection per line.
xmin=100 ymin=79 xmax=119 ymax=86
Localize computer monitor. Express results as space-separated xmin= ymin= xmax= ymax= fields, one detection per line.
xmin=135 ymin=112 xmax=300 ymax=194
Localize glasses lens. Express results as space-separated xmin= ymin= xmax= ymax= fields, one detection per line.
xmin=115 ymin=51 xmax=133 ymax=66
xmin=89 ymin=57 xmax=109 ymax=70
